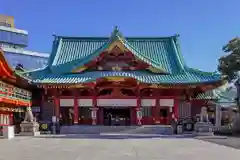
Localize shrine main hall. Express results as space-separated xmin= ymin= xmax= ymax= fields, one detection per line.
xmin=22 ymin=27 xmax=223 ymax=126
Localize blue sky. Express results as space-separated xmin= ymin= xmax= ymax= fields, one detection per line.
xmin=1 ymin=0 xmax=239 ymax=71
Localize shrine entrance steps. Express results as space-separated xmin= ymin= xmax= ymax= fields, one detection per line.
xmin=60 ymin=125 xmax=173 ymax=135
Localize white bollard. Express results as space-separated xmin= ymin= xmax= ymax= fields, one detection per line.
xmin=3 ymin=126 xmax=15 ymax=139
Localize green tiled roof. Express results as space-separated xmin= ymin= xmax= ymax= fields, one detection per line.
xmin=195 ymin=91 xmax=219 ymax=100
xmin=195 ymin=83 xmax=236 ymax=101
xmin=24 ymin=27 xmax=222 ymax=85
xmin=49 ymin=27 xmax=185 ymax=74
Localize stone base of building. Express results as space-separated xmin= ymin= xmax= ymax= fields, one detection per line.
xmin=195 ymin=122 xmax=214 ymax=136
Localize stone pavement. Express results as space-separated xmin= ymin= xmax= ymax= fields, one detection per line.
xmin=0 ymin=136 xmax=240 ymax=160
xmin=197 ymin=135 xmax=240 ymax=149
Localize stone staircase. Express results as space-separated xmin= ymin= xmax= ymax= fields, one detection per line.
xmin=60 ymin=125 xmax=173 ymax=135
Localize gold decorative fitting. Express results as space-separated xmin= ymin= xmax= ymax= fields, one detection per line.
xmin=150 ymin=84 xmax=158 ymax=88
xmin=112 ymin=64 xmax=122 ymax=71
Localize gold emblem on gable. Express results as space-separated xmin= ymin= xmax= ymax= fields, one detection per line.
xmin=72 ymin=66 xmax=87 ymax=73
xmin=105 ymin=40 xmax=129 ymax=53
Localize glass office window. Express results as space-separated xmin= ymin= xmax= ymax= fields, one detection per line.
xmin=4 ymin=52 xmax=48 ymax=70
xmin=0 ymin=30 xmax=28 ymax=46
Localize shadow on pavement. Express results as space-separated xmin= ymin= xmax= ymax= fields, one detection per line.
xmin=196 ymin=135 xmax=240 ymax=149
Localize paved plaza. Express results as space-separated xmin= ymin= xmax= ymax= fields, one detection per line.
xmin=0 ymin=136 xmax=240 ymax=160
xmin=197 ymin=135 xmax=240 ymax=149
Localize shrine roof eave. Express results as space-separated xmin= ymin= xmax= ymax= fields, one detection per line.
xmin=0 ymin=49 xmax=31 ymax=82
xmin=34 ymin=81 xmax=223 ymax=89
xmin=194 ymin=92 xmax=220 ymax=101
xmin=0 ymin=49 xmax=15 ymax=80
xmin=26 ymin=70 xmax=223 ymax=86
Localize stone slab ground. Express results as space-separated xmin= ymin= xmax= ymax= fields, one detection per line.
xmin=197 ymin=135 xmax=240 ymax=149
xmin=0 ymin=136 xmax=240 ymax=160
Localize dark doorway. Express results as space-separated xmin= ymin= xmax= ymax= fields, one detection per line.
xmin=159 ymin=108 xmax=169 ymax=125
xmin=60 ymin=107 xmax=74 ymax=126
xmin=159 ymin=109 xmax=168 ymax=117
xmin=103 ymin=108 xmax=131 ymax=126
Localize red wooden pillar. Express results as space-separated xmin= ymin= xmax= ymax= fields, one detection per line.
xmin=73 ymin=90 xmax=79 ymax=124
xmin=136 ymin=84 xmax=141 ymax=125
xmin=92 ymin=97 xmax=97 ymax=125
xmin=153 ymin=98 xmax=159 ymax=124
xmin=92 ymin=86 xmax=98 ymax=125
xmin=136 ymin=100 xmax=141 ymax=125
xmin=173 ymin=98 xmax=179 ymax=121
xmin=54 ymin=89 xmax=60 ymax=118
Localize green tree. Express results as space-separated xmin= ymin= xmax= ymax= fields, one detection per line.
xmin=218 ymin=37 xmax=240 ymax=133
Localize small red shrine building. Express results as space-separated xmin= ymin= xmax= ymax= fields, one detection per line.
xmin=24 ymin=27 xmax=224 ymax=126
xmin=0 ymin=49 xmax=32 ymax=127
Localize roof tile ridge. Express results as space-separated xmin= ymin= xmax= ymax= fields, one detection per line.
xmin=52 ymin=41 xmax=110 ymax=73
xmin=51 ymin=38 xmax=63 ymax=66
xmin=21 ymin=66 xmax=48 ymax=74
xmin=170 ymin=38 xmax=186 ymax=73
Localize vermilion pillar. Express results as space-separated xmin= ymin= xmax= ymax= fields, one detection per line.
xmin=173 ymin=98 xmax=179 ymax=121
xmin=54 ymin=89 xmax=60 ymax=118
xmin=73 ymin=91 xmax=79 ymax=124
xmin=153 ymin=98 xmax=159 ymax=124
xmin=136 ymin=84 xmax=142 ymax=125
xmin=91 ymin=86 xmax=98 ymax=125
xmin=136 ymin=98 xmax=141 ymax=125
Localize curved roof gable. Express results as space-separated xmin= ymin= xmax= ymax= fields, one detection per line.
xmin=48 ymin=27 xmax=186 ymax=74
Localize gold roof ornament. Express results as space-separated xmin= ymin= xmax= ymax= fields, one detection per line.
xmin=112 ymin=64 xmax=122 ymax=71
